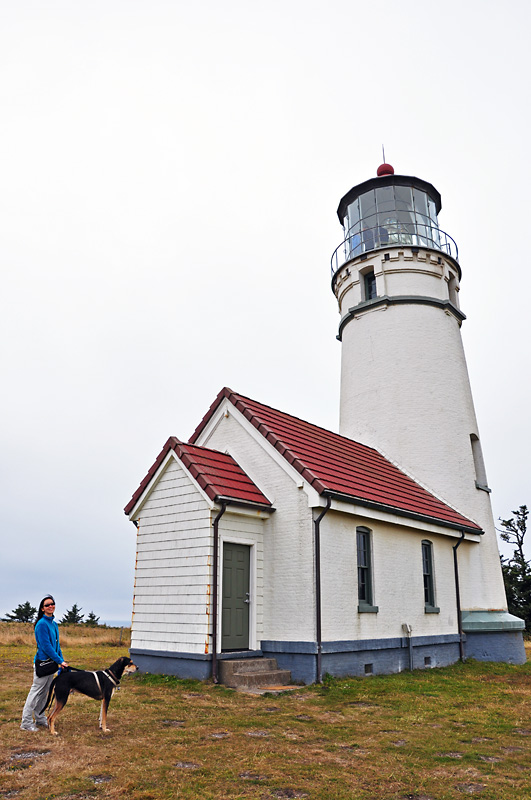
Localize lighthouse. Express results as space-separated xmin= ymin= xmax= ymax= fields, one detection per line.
xmin=331 ymin=163 xmax=522 ymax=647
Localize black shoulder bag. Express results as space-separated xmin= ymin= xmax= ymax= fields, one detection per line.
xmin=35 ymin=658 xmax=59 ymax=677
xmin=35 ymin=623 xmax=60 ymax=677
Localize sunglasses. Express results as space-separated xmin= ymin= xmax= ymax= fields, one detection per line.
xmin=43 ymin=602 xmax=55 ymax=608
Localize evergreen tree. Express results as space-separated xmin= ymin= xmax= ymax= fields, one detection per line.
xmin=60 ymin=604 xmax=84 ymax=624
xmin=2 ymin=601 xmax=37 ymax=623
xmin=499 ymin=505 xmax=531 ymax=630
xmin=84 ymin=611 xmax=100 ymax=627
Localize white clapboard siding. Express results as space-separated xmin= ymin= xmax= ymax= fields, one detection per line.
xmin=131 ymin=585 xmax=201 ymax=596
xmin=136 ymin=564 xmax=210 ymax=589
xmin=134 ymin=558 xmax=208 ymax=572
xmin=133 ymin=614 xmax=211 ymax=627
xmin=136 ymin=523 xmax=210 ymax=541
xmin=132 ymin=594 xmax=207 ymax=606
xmin=133 ymin=636 xmax=208 ymax=650
xmin=133 ymin=624 xmax=211 ymax=639
xmin=133 ymin=638 xmax=209 ymax=652
xmin=131 ymin=456 xmax=213 ymax=655
xmin=134 ymin=577 xmax=208 ymax=589
xmin=137 ymin=538 xmax=209 ymax=558
xmin=136 ymin=502 xmax=206 ymax=521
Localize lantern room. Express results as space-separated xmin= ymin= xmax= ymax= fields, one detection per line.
xmin=331 ymin=164 xmax=459 ymax=278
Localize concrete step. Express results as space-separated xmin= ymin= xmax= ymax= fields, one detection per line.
xmin=221 ymin=658 xmax=278 ymax=676
xmin=223 ymin=668 xmax=292 ymax=689
xmin=219 ymin=657 xmax=291 ymax=689
xmin=231 ymin=669 xmax=292 ymax=689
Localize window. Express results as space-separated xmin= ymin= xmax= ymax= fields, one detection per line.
xmin=357 ymin=527 xmax=378 ymax=612
xmin=448 ymin=271 xmax=459 ymax=306
xmin=364 ymin=270 xmax=377 ymax=300
xmin=422 ymin=540 xmax=439 ymax=613
xmin=470 ymin=434 xmax=490 ymax=492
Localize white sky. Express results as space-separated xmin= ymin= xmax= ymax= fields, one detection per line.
xmin=1 ymin=0 xmax=530 ymax=623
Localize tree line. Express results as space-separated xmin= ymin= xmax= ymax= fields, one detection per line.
xmin=499 ymin=505 xmax=531 ymax=630
xmin=2 ymin=602 xmax=101 ymax=626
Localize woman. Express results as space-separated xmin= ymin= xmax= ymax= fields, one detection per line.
xmin=20 ymin=595 xmax=69 ymax=732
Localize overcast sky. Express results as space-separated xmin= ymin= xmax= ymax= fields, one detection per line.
xmin=1 ymin=0 xmax=530 ymax=624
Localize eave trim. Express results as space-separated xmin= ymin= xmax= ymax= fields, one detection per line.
xmin=323 ymin=490 xmax=484 ymax=536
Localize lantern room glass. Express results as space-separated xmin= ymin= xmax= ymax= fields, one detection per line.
xmin=343 ymin=185 xmax=441 ymax=258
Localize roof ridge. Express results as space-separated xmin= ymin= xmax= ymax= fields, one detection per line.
xmin=189 ymin=387 xmax=233 ymax=443
xmin=228 ymin=392 xmax=327 ymax=494
xmin=190 ymin=387 xmax=387 ymax=459
xmin=231 ymin=390 xmax=386 ymax=454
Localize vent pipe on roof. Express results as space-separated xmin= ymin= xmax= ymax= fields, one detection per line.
xmin=314 ymin=496 xmax=332 ymax=684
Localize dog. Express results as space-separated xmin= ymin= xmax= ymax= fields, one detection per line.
xmin=40 ymin=656 xmax=137 ymax=735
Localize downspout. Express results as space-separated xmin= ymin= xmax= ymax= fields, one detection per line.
xmin=453 ymin=531 xmax=466 ymax=662
xmin=314 ymin=496 xmax=332 ymax=684
xmin=212 ymin=501 xmax=227 ymax=683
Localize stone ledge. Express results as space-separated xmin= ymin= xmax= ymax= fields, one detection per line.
xmin=461 ymin=610 xmax=525 ymax=632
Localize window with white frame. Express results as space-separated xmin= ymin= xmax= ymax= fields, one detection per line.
xmin=357 ymin=527 xmax=378 ymax=613
xmin=422 ymin=540 xmax=439 ymax=613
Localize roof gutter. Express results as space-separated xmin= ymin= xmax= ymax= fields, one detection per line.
xmin=213 ymin=496 xmax=275 ymax=513
xmin=314 ymin=496 xmax=332 ymax=684
xmin=322 ymin=490 xmax=483 ymax=537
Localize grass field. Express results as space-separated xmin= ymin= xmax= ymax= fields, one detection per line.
xmin=1 ymin=625 xmax=531 ymax=800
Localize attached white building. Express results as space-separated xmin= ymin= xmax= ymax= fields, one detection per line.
xmin=125 ymin=164 xmax=525 ymax=683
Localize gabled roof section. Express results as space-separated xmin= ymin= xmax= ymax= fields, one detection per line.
xmin=190 ymin=388 xmax=483 ymax=534
xmin=124 ymin=436 xmax=272 ymax=517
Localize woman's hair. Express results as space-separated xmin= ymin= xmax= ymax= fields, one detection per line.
xmin=35 ymin=595 xmax=55 ymax=627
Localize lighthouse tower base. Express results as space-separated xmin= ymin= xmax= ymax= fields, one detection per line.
xmin=461 ymin=611 xmax=526 ymax=664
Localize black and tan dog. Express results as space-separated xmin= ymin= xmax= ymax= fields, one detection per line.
xmin=40 ymin=656 xmax=137 ymax=735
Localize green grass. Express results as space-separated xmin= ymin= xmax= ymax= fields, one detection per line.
xmin=2 ymin=640 xmax=531 ymax=799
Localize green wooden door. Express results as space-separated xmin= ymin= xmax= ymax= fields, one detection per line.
xmin=222 ymin=542 xmax=250 ymax=651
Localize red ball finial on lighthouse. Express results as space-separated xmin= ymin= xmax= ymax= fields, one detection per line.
xmin=377 ymin=163 xmax=395 ymax=177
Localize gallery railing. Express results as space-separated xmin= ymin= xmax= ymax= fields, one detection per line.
xmin=331 ymin=223 xmax=459 ymax=278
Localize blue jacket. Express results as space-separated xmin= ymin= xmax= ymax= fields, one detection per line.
xmin=34 ymin=615 xmax=64 ymax=664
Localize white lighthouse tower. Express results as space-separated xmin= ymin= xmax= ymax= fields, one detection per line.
xmin=331 ymin=163 xmax=524 ymax=659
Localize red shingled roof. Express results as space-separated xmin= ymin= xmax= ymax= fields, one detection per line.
xmin=124 ymin=436 xmax=272 ymax=516
xmin=189 ymin=388 xmax=482 ymax=533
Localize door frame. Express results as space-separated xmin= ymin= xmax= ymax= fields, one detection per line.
xmin=218 ymin=536 xmax=256 ymax=653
